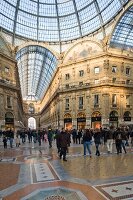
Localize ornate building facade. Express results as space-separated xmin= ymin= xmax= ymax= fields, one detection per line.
xmin=0 ymin=35 xmax=25 ymax=131
xmin=39 ymin=39 xmax=133 ymax=130
xmin=0 ymin=0 xmax=132 ymax=131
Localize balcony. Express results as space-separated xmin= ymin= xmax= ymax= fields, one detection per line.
xmin=94 ymin=104 xmax=99 ymax=108
xmin=126 ymin=105 xmax=130 ymax=108
xmin=79 ymin=106 xmax=83 ymax=110
xmin=112 ymin=104 xmax=117 ymax=108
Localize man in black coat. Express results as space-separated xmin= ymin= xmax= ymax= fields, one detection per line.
xmin=58 ymin=128 xmax=70 ymax=161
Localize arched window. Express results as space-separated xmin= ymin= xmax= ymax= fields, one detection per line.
xmin=28 ymin=117 xmax=36 ymax=130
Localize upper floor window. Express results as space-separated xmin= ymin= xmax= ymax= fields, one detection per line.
xmin=95 ymin=79 xmax=99 ymax=84
xmin=65 ymin=84 xmax=69 ymax=88
xmin=5 ymin=67 xmax=9 ymax=73
xmin=112 ymin=94 xmax=117 ymax=107
xmin=112 ymin=66 xmax=117 ymax=73
xmin=79 ymin=81 xmax=83 ymax=86
xmin=65 ymin=98 xmax=69 ymax=110
xmin=7 ymin=96 xmax=12 ymax=109
xmin=126 ymin=80 xmax=130 ymax=84
xmin=94 ymin=94 xmax=99 ymax=107
xmin=5 ymin=79 xmax=10 ymax=83
xmin=79 ymin=70 xmax=84 ymax=77
xmin=126 ymin=95 xmax=130 ymax=107
xmin=65 ymin=73 xmax=70 ymax=80
xmin=94 ymin=67 xmax=99 ymax=74
xmin=79 ymin=97 xmax=83 ymax=109
xmin=126 ymin=67 xmax=130 ymax=75
xmin=112 ymin=77 xmax=116 ymax=83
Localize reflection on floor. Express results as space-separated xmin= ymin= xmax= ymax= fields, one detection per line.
xmin=0 ymin=139 xmax=133 ymax=200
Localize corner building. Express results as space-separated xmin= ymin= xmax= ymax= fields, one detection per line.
xmin=39 ymin=40 xmax=133 ymax=130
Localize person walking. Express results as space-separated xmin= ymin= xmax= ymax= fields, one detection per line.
xmin=77 ymin=129 xmax=82 ymax=144
xmin=58 ymin=128 xmax=70 ymax=161
xmin=121 ymin=128 xmax=127 ymax=153
xmin=3 ymin=136 xmax=7 ymax=149
xmin=16 ymin=135 xmax=20 ymax=147
xmin=94 ymin=128 xmax=101 ymax=156
xmin=48 ymin=127 xmax=53 ymax=148
xmin=114 ymin=128 xmax=122 ymax=154
xmin=106 ymin=126 xmax=114 ymax=153
xmin=82 ymin=129 xmax=92 ymax=157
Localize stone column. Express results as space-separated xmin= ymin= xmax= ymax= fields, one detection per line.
xmin=102 ymin=93 xmax=110 ymax=127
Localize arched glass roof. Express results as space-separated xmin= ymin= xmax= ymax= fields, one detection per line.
xmin=0 ymin=0 xmax=129 ymax=43
xmin=16 ymin=46 xmax=57 ymax=101
xmin=110 ymin=6 xmax=133 ymax=49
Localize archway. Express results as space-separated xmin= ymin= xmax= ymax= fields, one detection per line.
xmin=5 ymin=112 xmax=14 ymax=130
xmin=28 ymin=117 xmax=36 ymax=130
xmin=109 ymin=111 xmax=118 ymax=128
xmin=64 ymin=113 xmax=72 ymax=130
xmin=123 ymin=111 xmax=131 ymax=122
xmin=91 ymin=111 xmax=101 ymax=129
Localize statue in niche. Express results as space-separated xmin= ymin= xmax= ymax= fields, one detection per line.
xmin=79 ymin=49 xmax=88 ymax=57
xmin=58 ymin=53 xmax=64 ymax=64
xmin=73 ymin=51 xmax=78 ymax=61
xmin=87 ymin=64 xmax=90 ymax=73
xmin=72 ymin=68 xmax=75 ymax=76
xmin=103 ymin=59 xmax=109 ymax=70
xmin=121 ymin=62 xmax=124 ymax=73
xmin=87 ymin=46 xmax=92 ymax=53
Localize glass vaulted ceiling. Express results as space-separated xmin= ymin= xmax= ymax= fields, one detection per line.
xmin=110 ymin=6 xmax=133 ymax=49
xmin=16 ymin=46 xmax=57 ymax=101
xmin=0 ymin=0 xmax=129 ymax=43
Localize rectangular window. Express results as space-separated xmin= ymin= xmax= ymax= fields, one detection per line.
xmin=65 ymin=73 xmax=70 ymax=80
xmin=65 ymin=98 xmax=69 ymax=110
xmin=94 ymin=94 xmax=99 ymax=107
xmin=79 ymin=96 xmax=83 ymax=109
xmin=126 ymin=68 xmax=130 ymax=75
xmin=7 ymin=96 xmax=12 ymax=108
xmin=79 ymin=81 xmax=83 ymax=86
xmin=5 ymin=67 xmax=9 ymax=73
xmin=94 ymin=67 xmax=99 ymax=74
xmin=95 ymin=79 xmax=99 ymax=84
xmin=112 ymin=94 xmax=117 ymax=107
xmin=126 ymin=80 xmax=130 ymax=84
xmin=126 ymin=95 xmax=130 ymax=107
xmin=79 ymin=70 xmax=84 ymax=77
xmin=112 ymin=77 xmax=116 ymax=83
xmin=65 ymin=84 xmax=69 ymax=88
xmin=112 ymin=66 xmax=117 ymax=73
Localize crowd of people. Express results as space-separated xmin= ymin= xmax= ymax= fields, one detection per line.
xmin=0 ymin=125 xmax=133 ymax=161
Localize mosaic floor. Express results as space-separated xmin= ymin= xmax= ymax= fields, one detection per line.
xmin=0 ymin=138 xmax=133 ymax=200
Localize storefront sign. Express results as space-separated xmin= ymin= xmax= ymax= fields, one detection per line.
xmin=109 ymin=117 xmax=118 ymax=121
xmin=91 ymin=117 xmax=101 ymax=122
xmin=77 ymin=117 xmax=86 ymax=122
xmin=64 ymin=118 xmax=72 ymax=123
xmin=5 ymin=118 xmax=14 ymax=123
xmin=124 ymin=117 xmax=131 ymax=121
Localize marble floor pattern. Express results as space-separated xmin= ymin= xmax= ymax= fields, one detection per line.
xmin=0 ymin=140 xmax=133 ymax=200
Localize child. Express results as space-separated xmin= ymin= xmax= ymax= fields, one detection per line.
xmin=16 ymin=135 xmax=20 ymax=147
xmin=3 ymin=136 xmax=7 ymax=149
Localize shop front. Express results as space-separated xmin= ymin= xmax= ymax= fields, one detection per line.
xmin=109 ymin=111 xmax=118 ymax=128
xmin=5 ymin=112 xmax=14 ymax=130
xmin=77 ymin=112 xmax=86 ymax=130
xmin=64 ymin=113 xmax=72 ymax=130
xmin=91 ymin=111 xmax=101 ymax=129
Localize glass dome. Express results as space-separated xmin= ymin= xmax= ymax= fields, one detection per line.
xmin=110 ymin=6 xmax=133 ymax=49
xmin=0 ymin=0 xmax=129 ymax=43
